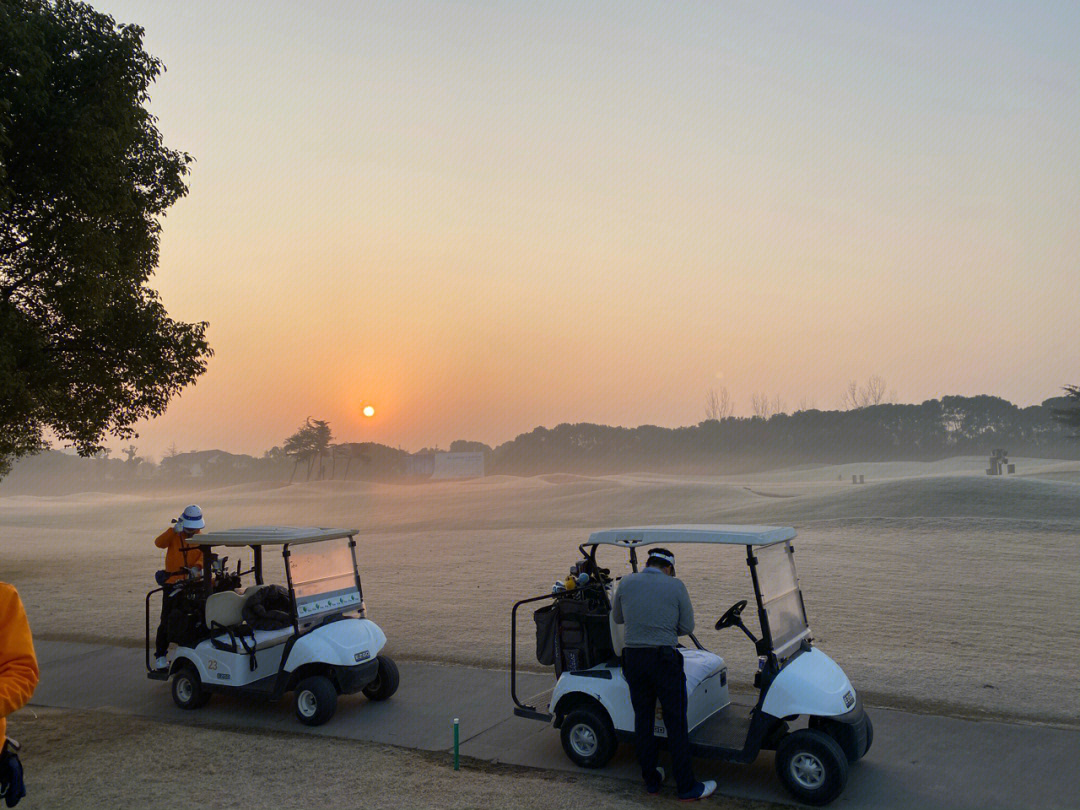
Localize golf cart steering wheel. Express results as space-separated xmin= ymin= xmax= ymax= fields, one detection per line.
xmin=715 ymin=599 xmax=748 ymax=631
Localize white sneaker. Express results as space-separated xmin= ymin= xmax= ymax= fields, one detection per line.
xmin=678 ymin=780 xmax=716 ymax=801
xmin=154 ymin=655 xmax=168 ymax=670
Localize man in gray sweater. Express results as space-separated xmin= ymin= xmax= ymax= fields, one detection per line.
xmin=613 ymin=548 xmax=717 ymax=800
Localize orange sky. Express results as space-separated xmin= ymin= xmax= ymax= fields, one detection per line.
xmin=95 ymin=1 xmax=1079 ymax=459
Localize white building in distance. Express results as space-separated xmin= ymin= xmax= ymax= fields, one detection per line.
xmin=406 ymin=451 xmax=485 ymax=479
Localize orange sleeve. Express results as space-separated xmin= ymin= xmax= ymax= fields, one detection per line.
xmin=154 ymin=527 xmax=175 ymax=549
xmin=0 ymin=584 xmax=39 ymax=741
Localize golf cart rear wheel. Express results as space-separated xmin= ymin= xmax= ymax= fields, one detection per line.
xmin=295 ymin=676 xmax=338 ymax=726
xmin=362 ymin=655 xmax=400 ymax=702
xmin=171 ymin=666 xmax=210 ymax=710
xmin=560 ymin=706 xmax=616 ymax=769
xmin=863 ymin=714 xmax=873 ymax=756
xmin=775 ymin=728 xmax=849 ymax=806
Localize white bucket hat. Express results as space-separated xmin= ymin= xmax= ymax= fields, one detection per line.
xmin=177 ymin=504 xmax=205 ymax=531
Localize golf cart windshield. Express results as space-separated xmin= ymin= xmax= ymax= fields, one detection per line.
xmin=755 ymin=541 xmax=809 ymax=658
xmin=288 ymin=537 xmax=362 ymax=620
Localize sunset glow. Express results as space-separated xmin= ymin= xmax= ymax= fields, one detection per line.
xmin=89 ymin=0 xmax=1079 ymax=460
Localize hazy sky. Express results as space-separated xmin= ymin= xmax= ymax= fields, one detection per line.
xmin=94 ymin=1 xmax=1079 ymax=459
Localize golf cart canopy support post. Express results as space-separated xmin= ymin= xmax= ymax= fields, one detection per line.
xmin=348 ymin=537 xmax=364 ymax=602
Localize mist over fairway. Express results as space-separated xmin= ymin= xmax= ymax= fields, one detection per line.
xmin=6 ymin=457 xmax=1079 ymax=727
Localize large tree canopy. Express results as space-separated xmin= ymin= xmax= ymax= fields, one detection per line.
xmin=0 ymin=0 xmax=211 ymax=477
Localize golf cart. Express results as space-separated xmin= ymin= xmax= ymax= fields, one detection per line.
xmin=511 ymin=525 xmax=871 ymax=806
xmin=145 ymin=526 xmax=399 ymax=726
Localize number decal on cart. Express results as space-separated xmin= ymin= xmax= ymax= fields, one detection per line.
xmin=207 ymin=659 xmax=218 ymax=671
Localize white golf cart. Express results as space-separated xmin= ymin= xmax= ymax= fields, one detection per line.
xmin=511 ymin=525 xmax=871 ymax=806
xmin=145 ymin=526 xmax=399 ymax=726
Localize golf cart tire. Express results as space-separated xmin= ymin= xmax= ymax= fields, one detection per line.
xmin=362 ymin=655 xmax=400 ymax=702
xmin=295 ymin=676 xmax=338 ymax=726
xmin=775 ymin=728 xmax=849 ymax=806
xmin=560 ymin=706 xmax=617 ymax=769
xmin=863 ymin=714 xmax=873 ymax=757
xmin=171 ymin=666 xmax=211 ymax=710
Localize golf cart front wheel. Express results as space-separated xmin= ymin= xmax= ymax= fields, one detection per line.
xmin=775 ymin=728 xmax=849 ymax=806
xmin=171 ymin=666 xmax=211 ymax=710
xmin=362 ymin=655 xmax=400 ymax=702
xmin=295 ymin=676 xmax=338 ymax=726
xmin=560 ymin=706 xmax=616 ymax=769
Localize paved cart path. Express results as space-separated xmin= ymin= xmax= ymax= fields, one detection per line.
xmin=29 ymin=641 xmax=1080 ymax=809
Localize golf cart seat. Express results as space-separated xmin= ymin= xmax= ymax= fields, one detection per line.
xmin=205 ymin=584 xmax=272 ymax=628
xmin=205 ymin=585 xmax=293 ymax=652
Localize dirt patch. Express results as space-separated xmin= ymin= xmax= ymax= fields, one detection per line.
xmin=7 ymin=708 xmax=780 ymax=810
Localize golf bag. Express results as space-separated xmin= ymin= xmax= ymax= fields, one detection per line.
xmin=166 ymin=583 xmax=208 ymax=648
xmin=534 ymin=587 xmax=614 ymax=675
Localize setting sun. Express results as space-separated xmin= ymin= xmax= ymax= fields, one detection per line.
xmin=362 ymin=405 xmax=375 ymax=418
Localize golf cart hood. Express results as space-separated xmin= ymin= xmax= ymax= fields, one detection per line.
xmin=287 ymin=619 xmax=387 ymax=671
xmin=761 ymin=648 xmax=855 ymax=718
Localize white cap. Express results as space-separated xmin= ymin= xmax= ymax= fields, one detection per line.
xmin=177 ymin=504 xmax=205 ymax=531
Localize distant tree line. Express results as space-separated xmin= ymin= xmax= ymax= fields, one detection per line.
xmin=492 ymin=394 xmax=1080 ymax=475
xmin=3 ymin=392 xmax=1079 ymax=493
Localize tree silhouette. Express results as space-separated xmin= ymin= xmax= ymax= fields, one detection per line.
xmin=750 ymin=393 xmax=772 ymax=420
xmin=1053 ymin=385 xmax=1080 ymax=437
xmin=705 ymin=387 xmax=733 ymax=420
xmin=0 ymin=0 xmax=210 ymax=478
xmin=284 ymin=418 xmax=333 ymax=481
xmin=330 ymin=442 xmax=371 ymax=480
xmin=841 ymin=375 xmax=890 ymax=409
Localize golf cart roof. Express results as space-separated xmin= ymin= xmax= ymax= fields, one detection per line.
xmin=587 ymin=525 xmax=796 ymax=548
xmin=194 ymin=526 xmax=359 ymax=547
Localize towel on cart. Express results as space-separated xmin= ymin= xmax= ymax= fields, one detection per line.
xmin=679 ymin=648 xmax=725 ymax=696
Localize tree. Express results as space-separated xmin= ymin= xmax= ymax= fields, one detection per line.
xmin=841 ymin=375 xmax=890 ymax=409
xmin=284 ymin=418 xmax=333 ymax=481
xmin=0 ymin=0 xmax=211 ymax=478
xmin=330 ymin=442 xmax=371 ymax=480
xmin=704 ymin=387 xmax=733 ymax=420
xmin=1053 ymin=385 xmax=1080 ymax=437
xmin=750 ymin=392 xmax=772 ymax=420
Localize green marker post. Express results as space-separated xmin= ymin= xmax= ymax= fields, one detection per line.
xmin=453 ymin=717 xmax=460 ymax=770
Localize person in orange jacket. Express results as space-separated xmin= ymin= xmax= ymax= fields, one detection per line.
xmin=152 ymin=504 xmax=206 ymax=670
xmin=0 ymin=582 xmax=38 ymax=807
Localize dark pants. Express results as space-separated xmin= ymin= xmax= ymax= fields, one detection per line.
xmin=622 ymin=646 xmax=696 ymax=795
xmin=154 ymin=587 xmax=178 ymax=658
